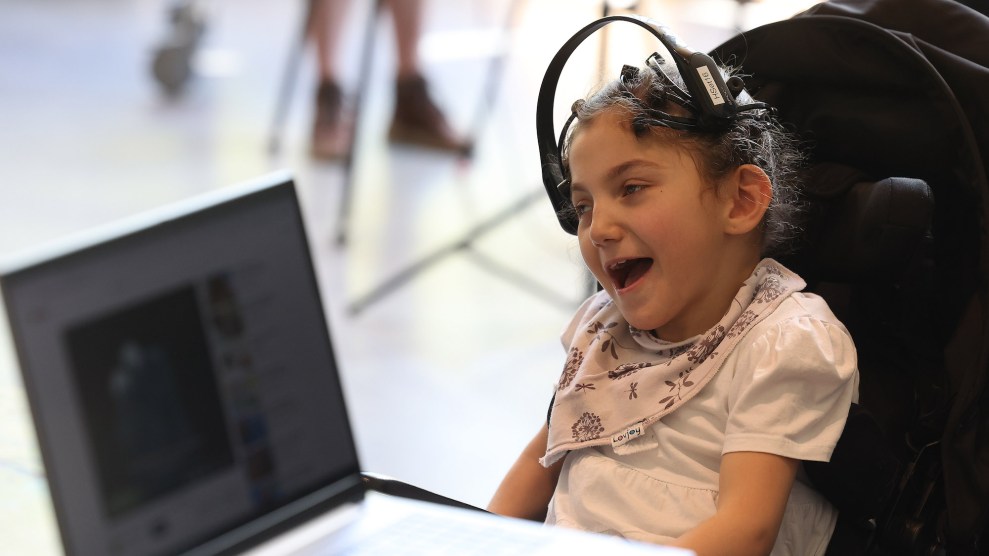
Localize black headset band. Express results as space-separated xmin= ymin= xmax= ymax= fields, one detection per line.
xmin=536 ymin=14 xmax=742 ymax=234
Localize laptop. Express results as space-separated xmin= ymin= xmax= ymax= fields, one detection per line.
xmin=0 ymin=171 xmax=688 ymax=556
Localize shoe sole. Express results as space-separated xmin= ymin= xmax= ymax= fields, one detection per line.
xmin=388 ymin=124 xmax=472 ymax=156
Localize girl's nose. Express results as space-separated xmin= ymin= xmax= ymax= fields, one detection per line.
xmin=588 ymin=204 xmax=622 ymax=247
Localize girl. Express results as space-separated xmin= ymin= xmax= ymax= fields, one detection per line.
xmin=487 ymin=54 xmax=859 ymax=556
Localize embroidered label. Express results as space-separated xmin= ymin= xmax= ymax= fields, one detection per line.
xmin=696 ymin=66 xmax=725 ymax=106
xmin=612 ymin=422 xmax=645 ymax=447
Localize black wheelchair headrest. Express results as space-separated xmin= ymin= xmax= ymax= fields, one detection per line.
xmin=790 ymin=163 xmax=934 ymax=284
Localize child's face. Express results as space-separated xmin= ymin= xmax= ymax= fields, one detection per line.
xmin=568 ymin=109 xmax=740 ymax=341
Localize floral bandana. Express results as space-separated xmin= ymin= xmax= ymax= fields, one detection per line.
xmin=542 ymin=259 xmax=806 ymax=466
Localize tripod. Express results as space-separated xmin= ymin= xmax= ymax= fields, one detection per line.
xmin=342 ymin=0 xmax=589 ymax=315
xmin=268 ymin=0 xmax=589 ymax=316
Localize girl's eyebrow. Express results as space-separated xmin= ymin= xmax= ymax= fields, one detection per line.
xmin=606 ymin=159 xmax=663 ymax=180
xmin=570 ymin=159 xmax=664 ymax=195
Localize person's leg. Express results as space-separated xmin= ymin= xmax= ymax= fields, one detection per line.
xmin=309 ymin=0 xmax=354 ymax=159
xmin=384 ymin=0 xmax=471 ymax=154
xmin=386 ymin=0 xmax=422 ymax=79
xmin=309 ymin=0 xmax=351 ymax=81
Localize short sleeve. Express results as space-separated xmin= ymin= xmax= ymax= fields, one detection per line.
xmin=722 ymin=313 xmax=859 ymax=462
xmin=560 ymin=289 xmax=612 ymax=349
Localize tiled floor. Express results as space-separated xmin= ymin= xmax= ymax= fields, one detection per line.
xmin=0 ymin=0 xmax=815 ymax=553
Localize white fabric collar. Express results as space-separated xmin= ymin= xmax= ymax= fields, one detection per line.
xmin=542 ymin=259 xmax=806 ymax=466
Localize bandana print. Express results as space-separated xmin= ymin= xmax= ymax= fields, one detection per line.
xmin=542 ymin=259 xmax=805 ymax=466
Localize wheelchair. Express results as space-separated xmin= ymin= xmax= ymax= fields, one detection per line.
xmin=713 ymin=1 xmax=989 ymax=552
xmin=368 ymin=1 xmax=989 ymax=553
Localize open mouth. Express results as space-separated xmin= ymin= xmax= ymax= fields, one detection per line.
xmin=607 ymin=258 xmax=653 ymax=291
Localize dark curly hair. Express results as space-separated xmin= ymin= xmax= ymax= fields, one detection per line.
xmin=560 ymin=62 xmax=806 ymax=257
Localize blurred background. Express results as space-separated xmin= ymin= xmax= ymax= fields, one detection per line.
xmin=0 ymin=0 xmax=817 ymax=552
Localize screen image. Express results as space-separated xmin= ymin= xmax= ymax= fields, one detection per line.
xmin=63 ymin=285 xmax=234 ymax=518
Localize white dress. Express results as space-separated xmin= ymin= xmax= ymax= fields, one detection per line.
xmin=545 ymin=291 xmax=860 ymax=556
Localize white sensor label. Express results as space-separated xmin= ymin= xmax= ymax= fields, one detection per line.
xmin=696 ymin=66 xmax=725 ymax=106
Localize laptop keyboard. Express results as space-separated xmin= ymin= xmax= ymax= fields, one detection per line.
xmin=338 ymin=513 xmax=551 ymax=555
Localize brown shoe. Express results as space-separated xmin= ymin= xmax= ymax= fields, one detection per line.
xmin=389 ymin=75 xmax=472 ymax=156
xmin=311 ymin=80 xmax=352 ymax=160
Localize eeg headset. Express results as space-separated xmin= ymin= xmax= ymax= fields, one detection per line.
xmin=536 ymin=14 xmax=767 ymax=234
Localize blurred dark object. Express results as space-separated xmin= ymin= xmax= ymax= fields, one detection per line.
xmin=151 ymin=1 xmax=207 ymax=97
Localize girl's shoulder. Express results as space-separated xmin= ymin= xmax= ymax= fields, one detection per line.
xmin=725 ymin=290 xmax=858 ymax=385
xmin=754 ymin=290 xmax=851 ymax=340
xmin=560 ymin=289 xmax=620 ymax=344
xmin=731 ymin=291 xmax=858 ymax=383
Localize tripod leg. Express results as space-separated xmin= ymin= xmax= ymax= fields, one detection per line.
xmin=334 ymin=0 xmax=386 ymax=247
xmin=597 ymin=1 xmax=641 ymax=78
xmin=463 ymin=0 xmax=525 ymax=147
xmin=347 ymin=190 xmax=561 ymax=315
xmin=267 ymin=0 xmax=317 ymax=155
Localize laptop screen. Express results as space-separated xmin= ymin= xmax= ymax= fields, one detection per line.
xmin=1 ymin=174 xmax=363 ymax=556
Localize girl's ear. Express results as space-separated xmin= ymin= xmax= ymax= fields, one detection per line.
xmin=723 ymin=164 xmax=772 ymax=235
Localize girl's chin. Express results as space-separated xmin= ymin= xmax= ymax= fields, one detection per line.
xmin=618 ymin=305 xmax=683 ymax=340
xmin=616 ymin=307 xmax=662 ymax=334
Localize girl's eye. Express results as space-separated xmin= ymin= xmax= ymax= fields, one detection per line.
xmin=573 ymin=202 xmax=591 ymax=217
xmin=622 ymin=184 xmax=646 ymax=196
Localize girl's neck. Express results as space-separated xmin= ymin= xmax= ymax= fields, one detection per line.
xmin=652 ymin=251 xmax=762 ymax=342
